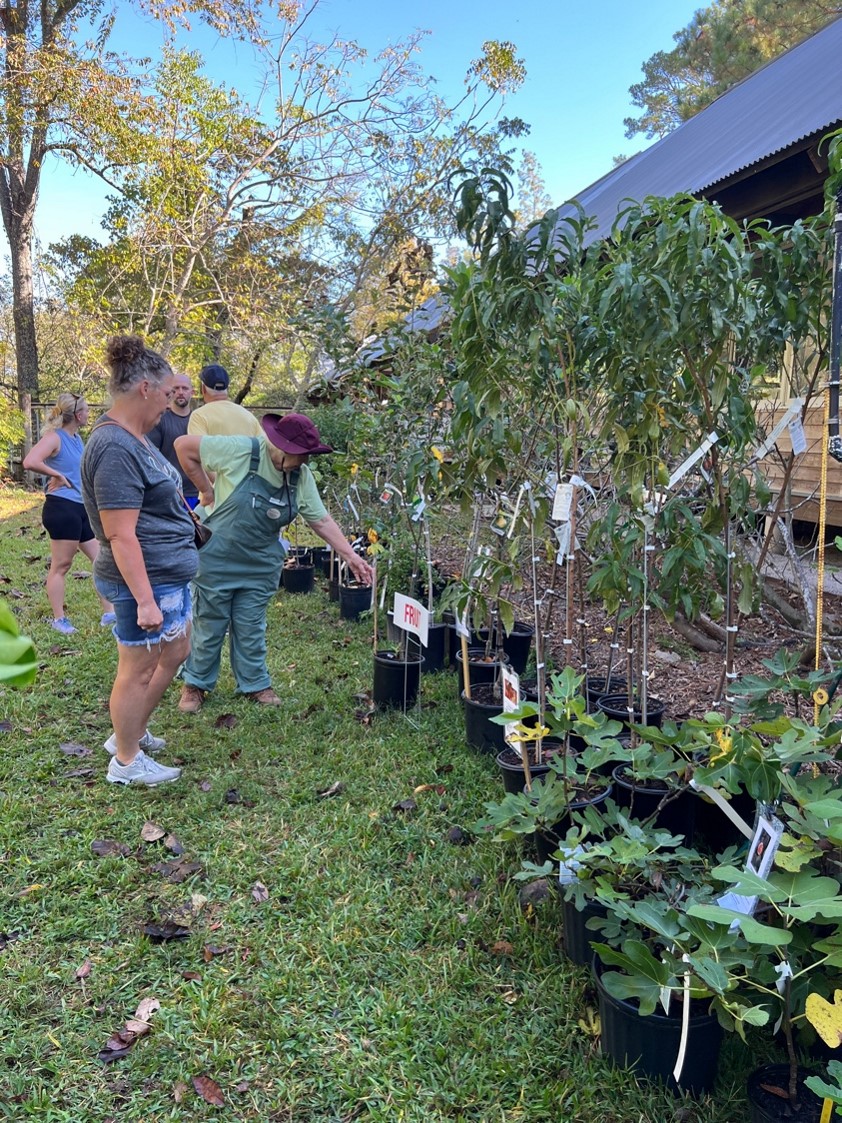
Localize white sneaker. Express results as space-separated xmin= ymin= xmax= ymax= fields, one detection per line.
xmin=103 ymin=729 xmax=166 ymax=757
xmin=106 ymin=750 xmax=181 ymax=786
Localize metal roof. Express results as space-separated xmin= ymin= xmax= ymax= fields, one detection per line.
xmin=554 ymin=15 xmax=842 ymax=244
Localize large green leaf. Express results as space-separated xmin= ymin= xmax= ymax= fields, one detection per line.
xmin=686 ymin=904 xmax=792 ymax=946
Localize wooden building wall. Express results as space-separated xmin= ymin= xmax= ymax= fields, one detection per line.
xmin=754 ymin=400 xmax=842 ymax=527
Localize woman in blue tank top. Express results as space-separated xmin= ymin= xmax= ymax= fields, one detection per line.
xmin=23 ymin=393 xmax=114 ymax=634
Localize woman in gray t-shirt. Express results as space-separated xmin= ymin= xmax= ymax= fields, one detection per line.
xmin=81 ymin=335 xmax=198 ymax=788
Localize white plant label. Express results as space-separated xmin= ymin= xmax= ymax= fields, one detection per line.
xmin=787 ymin=415 xmax=807 ymax=455
xmin=552 ymin=483 xmax=574 ymax=522
xmin=501 ymin=665 xmax=520 ymax=745
xmin=753 ymin=397 xmax=803 ymax=461
xmin=667 ymin=432 xmax=719 ymax=489
xmin=344 ymin=493 xmax=359 ymax=520
xmin=553 ymin=523 xmax=572 ymax=562
xmin=393 ymin=593 xmax=429 ymax=647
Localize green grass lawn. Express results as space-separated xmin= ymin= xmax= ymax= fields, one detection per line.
xmin=0 ymin=486 xmax=758 ymax=1121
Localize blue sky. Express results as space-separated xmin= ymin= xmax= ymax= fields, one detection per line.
xmin=35 ymin=0 xmax=702 ymax=248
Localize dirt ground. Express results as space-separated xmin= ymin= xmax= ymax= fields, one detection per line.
xmin=433 ymin=543 xmax=842 ymax=721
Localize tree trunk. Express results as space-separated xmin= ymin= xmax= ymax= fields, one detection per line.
xmin=8 ymin=220 xmax=40 ymax=404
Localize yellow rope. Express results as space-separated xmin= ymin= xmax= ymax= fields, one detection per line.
xmin=814 ymin=390 xmax=830 ymax=724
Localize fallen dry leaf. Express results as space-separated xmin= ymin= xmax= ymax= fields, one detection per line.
xmin=64 ymin=767 xmax=95 ymax=779
xmin=97 ymin=998 xmax=157 ymax=1064
xmin=91 ymin=839 xmax=131 ymax=858
xmin=75 ymin=959 xmax=92 ymax=980
xmin=149 ymin=857 xmax=204 ymax=884
xmin=193 ymin=1074 xmax=225 ymax=1107
xmin=233 ymin=1080 xmax=250 ymax=1093
xmin=173 ymin=1080 xmax=189 ymax=1103
xmin=140 ymin=821 xmax=166 ymax=843
xmin=392 ymin=799 xmax=417 ymax=814
xmin=182 ymin=970 xmax=202 ymax=982
xmin=214 ymin=713 xmax=237 ymax=729
xmin=142 ymin=920 xmax=191 ymax=943
xmin=446 ymin=826 xmax=472 ymax=846
xmin=198 ymin=780 xmax=212 ymax=792
xmin=251 ymin=881 xmax=269 ymax=903
xmin=491 ymin=939 xmax=515 ymax=956
xmin=59 ymin=742 xmax=92 ymax=757
xmin=0 ymin=932 xmax=21 ymax=950
xmin=0 ymin=721 xmax=12 ymax=733
xmin=224 ymin=788 xmax=254 ymax=806
xmin=316 ymin=780 xmax=345 ymax=799
xmin=133 ymin=997 xmax=160 ymax=1023
xmin=203 ymin=945 xmax=231 ymax=962
xmin=164 ymin=833 xmax=185 ymax=855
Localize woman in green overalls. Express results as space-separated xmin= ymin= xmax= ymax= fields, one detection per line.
xmin=174 ymin=413 xmax=373 ymax=712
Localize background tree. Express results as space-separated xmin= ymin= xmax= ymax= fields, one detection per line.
xmin=625 ymin=0 xmax=839 ymax=139
xmin=515 ymin=150 xmax=553 ymax=227
xmin=44 ymin=34 xmax=525 ymax=402
xmin=0 ymin=0 xmax=260 ymax=447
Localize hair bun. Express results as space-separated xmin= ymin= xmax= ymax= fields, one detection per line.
xmin=106 ymin=335 xmax=146 ymax=367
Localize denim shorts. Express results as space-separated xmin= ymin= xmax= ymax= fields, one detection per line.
xmin=94 ymin=577 xmax=192 ymax=647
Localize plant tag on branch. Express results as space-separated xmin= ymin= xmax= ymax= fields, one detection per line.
xmin=787 ymin=416 xmax=807 ymax=456
xmin=553 ymin=524 xmax=571 ymax=563
xmin=667 ymin=432 xmax=719 ymax=489
xmin=753 ymin=398 xmax=803 ymax=461
xmin=454 ymin=611 xmax=471 ymax=639
xmin=343 ymin=494 xmax=359 ymax=520
xmin=551 ymin=483 xmax=574 ymax=522
xmin=409 ymin=493 xmax=426 ymax=522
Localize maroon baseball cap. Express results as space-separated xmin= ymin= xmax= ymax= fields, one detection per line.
xmin=260 ymin=412 xmax=333 ymax=455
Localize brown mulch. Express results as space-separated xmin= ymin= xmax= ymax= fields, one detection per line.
xmin=431 ymin=546 xmax=842 ymax=720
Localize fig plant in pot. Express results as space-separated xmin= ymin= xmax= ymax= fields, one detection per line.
xmin=545 ymin=802 xmax=712 ymax=969
xmin=476 ymin=691 xmax=625 ymax=868
xmin=490 ymin=665 xmax=618 ymax=793
xmin=685 ymin=726 xmax=842 ymax=1121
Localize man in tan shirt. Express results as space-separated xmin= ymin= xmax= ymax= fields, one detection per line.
xmin=187 ymin=364 xmax=263 ymax=438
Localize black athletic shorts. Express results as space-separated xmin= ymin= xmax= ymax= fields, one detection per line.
xmin=42 ymin=495 xmax=96 ymax=543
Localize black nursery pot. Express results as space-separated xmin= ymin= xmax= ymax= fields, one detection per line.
xmin=594 ymin=958 xmax=722 ymax=1096
xmin=281 ymin=564 xmax=315 ymax=594
xmin=462 ymin=685 xmax=507 ymax=755
xmin=561 ymin=896 xmax=607 ymax=967
xmin=585 ymin=675 xmax=628 ymax=712
xmin=419 ymin=621 xmax=447 ymax=673
xmin=693 ymin=782 xmax=757 ymax=853
xmin=339 ymin=582 xmax=371 ymax=620
xmin=611 ymin=766 xmax=695 ymax=843
xmin=746 ymin=1064 xmax=824 ymax=1123
xmin=596 ymin=692 xmax=666 ymax=731
xmin=386 ymin=619 xmax=447 ymax=673
xmin=530 ymin=777 xmax=614 ymax=866
xmin=478 ymin=623 xmax=535 ymax=676
xmin=444 ymin=612 xmax=482 ymax=665
xmin=495 ymin=739 xmax=567 ymax=795
xmin=373 ymin=650 xmax=422 ymax=710
xmin=322 ymin=552 xmax=341 ymax=580
xmin=454 ymin=647 xmax=505 ymax=698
